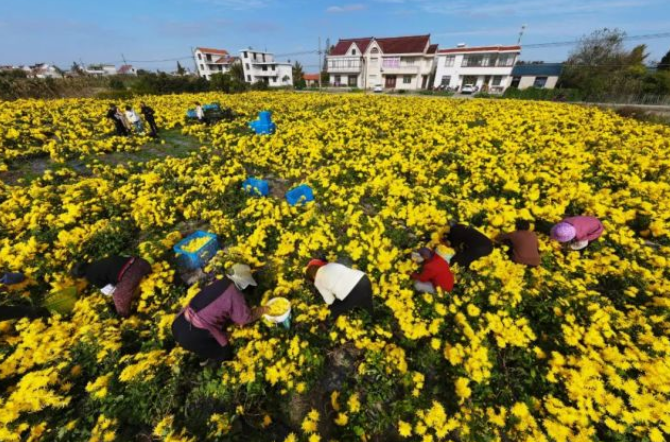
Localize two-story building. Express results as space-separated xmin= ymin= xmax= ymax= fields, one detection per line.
xmin=193 ymin=47 xmax=237 ymax=80
xmin=85 ymin=64 xmax=117 ymax=77
xmin=240 ymin=49 xmax=293 ymax=87
xmin=327 ymin=35 xmax=437 ymax=90
xmin=433 ymin=44 xmax=521 ymax=93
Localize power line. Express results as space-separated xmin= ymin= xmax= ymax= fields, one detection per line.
xmin=523 ymin=31 xmax=670 ymax=48
xmin=72 ymin=31 xmax=670 ymax=67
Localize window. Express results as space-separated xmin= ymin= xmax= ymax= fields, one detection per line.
xmin=370 ymin=57 xmax=378 ymax=66
xmin=335 ymin=75 xmax=341 ymax=85
xmin=352 ymin=49 xmax=357 ymax=55
xmin=444 ymin=55 xmax=455 ymax=67
xmin=245 ymin=64 xmax=250 ymax=70
xmin=243 ymin=51 xmax=248 ymax=58
xmin=199 ymin=64 xmax=205 ymax=71
xmin=462 ymin=54 xmax=485 ymax=67
xmin=382 ymin=57 xmax=400 ymax=68
xmin=328 ymin=59 xmax=362 ymax=70
xmin=262 ymin=54 xmax=266 ymax=62
xmin=534 ymin=77 xmax=548 ymax=88
xmin=272 ymin=66 xmax=276 ymax=71
xmin=348 ymin=76 xmax=357 ymax=86
xmin=206 ymin=54 xmax=212 ymax=62
xmin=497 ymin=54 xmax=515 ymax=67
xmin=440 ymin=76 xmax=451 ymax=87
xmin=262 ymin=66 xmax=268 ymax=71
xmin=403 ymin=75 xmax=412 ymax=84
xmin=403 ymin=58 xmax=415 ymax=65
xmin=492 ymin=76 xmax=502 ymax=86
xmin=247 ymin=75 xmax=251 ymax=81
xmin=197 ymin=53 xmax=202 ymax=60
xmin=371 ymin=48 xmax=379 ymax=54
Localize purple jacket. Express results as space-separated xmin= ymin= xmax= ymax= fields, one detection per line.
xmin=183 ymin=279 xmax=253 ymax=347
xmin=563 ymin=216 xmax=604 ymax=242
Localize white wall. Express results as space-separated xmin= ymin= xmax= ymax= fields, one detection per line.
xmin=518 ymin=76 xmax=559 ymax=90
xmin=433 ymin=52 xmax=518 ymax=89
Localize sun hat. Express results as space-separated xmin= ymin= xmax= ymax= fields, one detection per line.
xmin=570 ymin=240 xmax=589 ymax=250
xmin=550 ymin=222 xmax=577 ymax=242
xmin=227 ymin=263 xmax=257 ymax=290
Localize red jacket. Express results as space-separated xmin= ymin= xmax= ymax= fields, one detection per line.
xmin=411 ymin=254 xmax=454 ymax=292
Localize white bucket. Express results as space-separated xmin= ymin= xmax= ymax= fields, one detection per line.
xmin=263 ymin=297 xmax=292 ymax=324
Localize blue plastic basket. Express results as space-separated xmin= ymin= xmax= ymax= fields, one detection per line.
xmin=173 ymin=231 xmax=219 ymax=270
xmin=286 ymin=184 xmax=315 ymax=206
xmin=242 ymin=178 xmax=269 ymax=197
xmin=203 ymin=103 xmax=221 ymax=111
xmin=186 ymin=109 xmax=197 ymax=118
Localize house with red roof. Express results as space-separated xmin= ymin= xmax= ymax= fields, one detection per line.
xmin=303 ymin=73 xmax=320 ymax=88
xmin=433 ymin=44 xmax=521 ymax=93
xmin=326 ymin=34 xmax=438 ymax=90
xmin=193 ymin=47 xmax=239 ymax=80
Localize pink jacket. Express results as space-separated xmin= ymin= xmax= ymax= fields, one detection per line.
xmin=563 ymin=216 xmax=604 ymax=242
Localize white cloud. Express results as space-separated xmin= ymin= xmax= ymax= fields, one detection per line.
xmin=326 ymin=4 xmax=367 ymax=13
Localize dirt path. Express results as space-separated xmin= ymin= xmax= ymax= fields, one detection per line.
xmin=0 ymin=129 xmax=205 ymax=186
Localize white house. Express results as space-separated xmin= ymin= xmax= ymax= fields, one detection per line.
xmin=433 ymin=44 xmax=521 ymax=93
xmin=510 ymin=63 xmax=563 ymax=89
xmin=327 ymin=34 xmax=437 ymax=90
xmin=240 ymin=49 xmax=293 ymax=87
xmin=118 ymin=65 xmax=137 ymax=76
xmin=30 ymin=63 xmax=61 ymax=79
xmin=193 ymin=47 xmax=237 ymax=80
xmin=86 ymin=64 xmax=117 ymax=77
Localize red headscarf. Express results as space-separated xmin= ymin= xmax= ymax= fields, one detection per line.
xmin=307 ymin=259 xmax=327 ymax=268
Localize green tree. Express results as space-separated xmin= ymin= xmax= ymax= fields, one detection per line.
xmin=659 ymin=48 xmax=670 ymax=71
xmin=176 ymin=61 xmax=187 ymax=76
xmin=560 ymin=28 xmax=655 ymax=99
xmin=292 ymin=61 xmax=306 ymax=88
xmin=210 ymin=72 xmax=231 ymax=93
xmin=228 ymin=61 xmax=246 ymax=82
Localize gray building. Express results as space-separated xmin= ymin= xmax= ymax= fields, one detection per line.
xmin=510 ymin=63 xmax=563 ymax=89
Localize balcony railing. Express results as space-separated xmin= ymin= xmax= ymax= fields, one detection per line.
xmin=380 ymin=65 xmax=420 ymax=74
xmin=253 ymin=70 xmax=278 ymax=77
xmin=327 ymin=57 xmax=362 ymax=73
xmin=327 ymin=65 xmax=362 ymax=73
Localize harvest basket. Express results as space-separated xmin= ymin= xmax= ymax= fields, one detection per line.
xmin=242 ymin=178 xmax=269 ymax=197
xmin=174 ymin=231 xmax=219 ymax=270
xmin=44 ymin=286 xmax=78 ymax=315
xmin=263 ymin=297 xmax=291 ymax=328
xmin=286 ymin=184 xmax=314 ymax=206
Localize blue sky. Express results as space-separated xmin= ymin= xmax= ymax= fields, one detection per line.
xmin=1 ymin=0 xmax=669 ymax=72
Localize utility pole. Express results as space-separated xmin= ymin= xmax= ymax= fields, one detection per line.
xmin=318 ymin=37 xmax=322 ymax=90
xmin=517 ymin=25 xmax=526 ymax=45
xmin=190 ymin=47 xmax=198 ymax=77
xmin=121 ymin=54 xmax=127 ymax=65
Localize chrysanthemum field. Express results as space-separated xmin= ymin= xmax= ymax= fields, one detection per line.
xmin=0 ymin=92 xmax=669 ymax=442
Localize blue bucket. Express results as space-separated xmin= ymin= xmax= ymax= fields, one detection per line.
xmin=173 ymin=231 xmax=219 ymax=270
xmin=242 ymin=178 xmax=269 ymax=197
xmin=286 ymin=184 xmax=314 ymax=206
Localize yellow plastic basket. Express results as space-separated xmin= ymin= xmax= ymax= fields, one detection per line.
xmin=44 ymin=287 xmax=78 ymax=315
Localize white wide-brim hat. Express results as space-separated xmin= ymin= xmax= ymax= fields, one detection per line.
xmin=570 ymin=240 xmax=589 ymax=250
xmin=227 ymin=263 xmax=257 ymax=289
